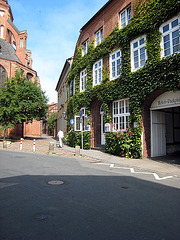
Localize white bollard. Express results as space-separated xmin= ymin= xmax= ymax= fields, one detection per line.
xmin=20 ymin=138 xmax=23 ymax=150
xmin=33 ymin=139 xmax=35 ymax=152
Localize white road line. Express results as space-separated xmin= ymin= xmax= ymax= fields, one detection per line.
xmin=95 ymin=163 xmax=173 ymax=181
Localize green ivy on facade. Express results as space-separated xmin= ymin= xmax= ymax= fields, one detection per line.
xmin=66 ymin=0 xmax=180 ymax=158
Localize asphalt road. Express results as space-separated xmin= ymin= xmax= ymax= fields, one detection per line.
xmin=0 ymin=150 xmax=180 ymax=240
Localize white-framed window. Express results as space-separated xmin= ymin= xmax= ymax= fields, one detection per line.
xmin=0 ymin=25 xmax=4 ymax=38
xmin=130 ymin=35 xmax=147 ymax=72
xmin=160 ymin=15 xmax=180 ymax=58
xmin=120 ymin=5 xmax=131 ymax=29
xmin=109 ymin=48 xmax=121 ymax=80
xmin=19 ymin=38 xmax=23 ymax=48
xmin=70 ymin=78 xmax=75 ymax=96
xmin=0 ymin=11 xmax=5 ymax=17
xmin=113 ymin=99 xmax=130 ymax=131
xmin=80 ymin=69 xmax=87 ymax=92
xmin=74 ymin=107 xmax=90 ymax=131
xmin=82 ymin=39 xmax=89 ymax=56
xmin=93 ymin=59 xmax=103 ymax=86
xmin=95 ymin=28 xmax=103 ymax=47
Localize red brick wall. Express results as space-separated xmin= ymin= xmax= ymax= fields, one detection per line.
xmin=77 ymin=0 xmax=133 ymax=47
xmin=24 ymin=120 xmax=41 ymax=137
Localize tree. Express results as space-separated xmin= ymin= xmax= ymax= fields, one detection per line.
xmin=47 ymin=112 xmax=57 ymax=136
xmin=0 ymin=76 xmax=17 ymax=139
xmin=0 ymin=70 xmax=48 ymax=138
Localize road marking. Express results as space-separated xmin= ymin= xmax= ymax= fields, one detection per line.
xmin=95 ymin=163 xmax=173 ymax=181
xmin=0 ymin=182 xmax=18 ymax=189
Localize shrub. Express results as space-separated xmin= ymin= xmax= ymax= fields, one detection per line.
xmin=105 ymin=128 xmax=142 ymax=159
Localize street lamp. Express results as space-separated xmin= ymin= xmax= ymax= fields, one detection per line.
xmin=62 ymin=111 xmax=67 ymax=120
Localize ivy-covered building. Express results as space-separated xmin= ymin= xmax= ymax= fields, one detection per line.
xmin=64 ymin=0 xmax=180 ymax=158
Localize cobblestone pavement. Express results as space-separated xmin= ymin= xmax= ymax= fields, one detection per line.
xmin=0 ymin=136 xmax=75 ymax=157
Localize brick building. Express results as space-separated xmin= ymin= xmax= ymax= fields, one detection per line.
xmin=56 ymin=57 xmax=73 ymax=137
xmin=43 ymin=102 xmax=58 ymax=136
xmin=0 ymin=0 xmax=42 ymax=137
xmin=59 ymin=0 xmax=180 ymax=158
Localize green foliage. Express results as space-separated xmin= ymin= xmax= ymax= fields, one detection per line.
xmin=65 ymin=131 xmax=90 ymax=149
xmin=105 ymin=127 xmax=142 ymax=159
xmin=66 ymin=0 xmax=180 ymax=158
xmin=13 ymin=70 xmax=48 ymax=124
xmin=0 ymin=70 xmax=48 ymax=138
xmin=0 ymin=77 xmax=17 ymax=138
xmin=47 ymin=112 xmax=57 ymax=134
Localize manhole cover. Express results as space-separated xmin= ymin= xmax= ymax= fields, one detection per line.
xmin=47 ymin=180 xmax=65 ymax=185
xmin=121 ymin=186 xmax=129 ymax=189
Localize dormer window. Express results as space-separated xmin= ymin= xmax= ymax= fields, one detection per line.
xmin=82 ymin=39 xmax=89 ymax=56
xmin=19 ymin=38 xmax=23 ymax=48
xmin=0 ymin=25 xmax=4 ymax=38
xmin=120 ymin=5 xmax=131 ymax=28
xmin=95 ymin=28 xmax=103 ymax=46
xmin=13 ymin=41 xmax=16 ymax=51
xmin=0 ymin=11 xmax=5 ymax=17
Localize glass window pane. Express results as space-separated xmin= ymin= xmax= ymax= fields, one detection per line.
xmin=134 ymin=62 xmax=139 ymax=69
xmin=172 ymin=19 xmax=178 ymax=28
xmin=173 ymin=45 xmax=180 ymax=53
xmin=133 ymin=42 xmax=138 ymax=49
xmin=140 ymin=47 xmax=145 ymax=54
xmin=125 ymin=100 xmax=129 ymax=113
xmin=134 ymin=56 xmax=139 ymax=62
xmin=127 ymin=7 xmax=131 ymax=23
xmin=173 ymin=37 xmax=179 ymax=46
xmin=164 ymin=41 xmax=170 ymax=50
xmin=164 ymin=48 xmax=171 ymax=56
xmin=140 ymin=52 xmax=145 ymax=60
xmin=140 ymin=38 xmax=144 ymax=45
xmin=134 ymin=50 xmax=138 ymax=56
xmin=140 ymin=59 xmax=145 ymax=66
xmin=120 ymin=116 xmax=125 ymax=130
xmin=163 ymin=34 xmax=170 ymax=43
xmin=112 ymin=54 xmax=115 ymax=60
xmin=126 ymin=116 xmax=129 ymax=129
xmin=163 ymin=24 xmax=169 ymax=33
xmin=172 ymin=29 xmax=179 ymax=38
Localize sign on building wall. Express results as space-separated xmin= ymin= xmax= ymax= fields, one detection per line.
xmin=151 ymin=91 xmax=180 ymax=110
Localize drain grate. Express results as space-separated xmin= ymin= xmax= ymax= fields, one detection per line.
xmin=36 ymin=215 xmax=47 ymax=220
xmin=46 ymin=180 xmax=65 ymax=185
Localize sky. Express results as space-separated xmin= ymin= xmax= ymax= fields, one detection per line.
xmin=8 ymin=0 xmax=108 ymax=104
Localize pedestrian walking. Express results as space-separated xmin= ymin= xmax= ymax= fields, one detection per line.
xmin=57 ymin=130 xmax=64 ymax=148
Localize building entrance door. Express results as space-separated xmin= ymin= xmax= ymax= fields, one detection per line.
xmin=151 ymin=111 xmax=166 ymax=157
xmin=150 ymin=91 xmax=180 ymax=157
xmin=100 ymin=105 xmax=105 ymax=145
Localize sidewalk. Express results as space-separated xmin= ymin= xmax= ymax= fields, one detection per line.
xmin=1 ymin=134 xmax=180 ymax=178
xmin=62 ymin=144 xmax=180 ymax=178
